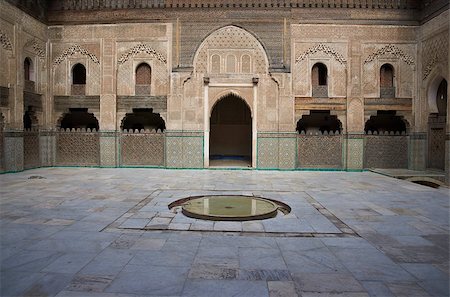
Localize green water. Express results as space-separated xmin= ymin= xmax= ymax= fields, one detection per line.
xmin=182 ymin=195 xmax=277 ymax=218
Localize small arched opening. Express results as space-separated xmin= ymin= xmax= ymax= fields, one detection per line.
xmin=210 ymin=94 xmax=252 ymax=167
xmin=60 ymin=108 xmax=99 ymax=130
xmin=24 ymin=57 xmax=35 ymax=92
xmin=135 ymin=63 xmax=151 ymax=95
xmin=428 ymin=78 xmax=447 ymax=170
xmin=72 ymin=63 xmax=86 ymax=95
xmin=121 ymin=108 xmax=165 ymax=132
xmin=380 ymin=64 xmax=395 ymax=98
xmin=312 ymin=63 xmax=328 ymax=98
xmin=296 ymin=110 xmax=341 ymax=134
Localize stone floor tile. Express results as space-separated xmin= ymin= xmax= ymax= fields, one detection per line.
xmin=332 ymin=248 xmax=415 ymax=282
xmin=239 ymin=247 xmax=287 ymax=270
xmin=360 ymin=281 xmax=395 ymax=297
xmin=268 ymin=281 xmax=298 ymax=297
xmin=130 ymin=238 xmax=166 ymax=250
xmin=105 ymin=265 xmax=189 ymax=296
xmin=21 ymin=273 xmax=74 ymax=296
xmin=0 ymin=271 xmax=46 ymax=297
xmin=181 ymin=279 xmax=269 ymax=297
xmin=293 ymin=272 xmax=364 ymax=292
xmin=387 ymin=282 xmax=432 ymax=297
xmin=42 ymin=253 xmax=98 ymax=274
xmin=66 ymin=274 xmax=115 ymax=293
xmin=213 ymin=221 xmax=242 ymax=231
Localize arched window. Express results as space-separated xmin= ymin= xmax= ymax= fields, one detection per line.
xmin=24 ymin=57 xmax=35 ymax=92
xmin=24 ymin=57 xmax=33 ymax=81
xmin=312 ymin=63 xmax=328 ymax=97
xmin=72 ymin=63 xmax=86 ymax=95
xmin=72 ymin=63 xmax=86 ymax=85
xmin=211 ymin=55 xmax=220 ymax=73
xmin=380 ymin=64 xmax=395 ymax=98
xmin=135 ymin=63 xmax=151 ymax=95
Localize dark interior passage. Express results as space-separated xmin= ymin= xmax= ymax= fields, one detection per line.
xmin=210 ymin=94 xmax=251 ymax=161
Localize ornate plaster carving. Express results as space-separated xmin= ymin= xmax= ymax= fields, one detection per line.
xmin=0 ymin=30 xmax=13 ymax=52
xmin=422 ymin=32 xmax=448 ymax=80
xmin=117 ymin=43 xmax=167 ymax=65
xmin=364 ymin=44 xmax=414 ymax=66
xmin=295 ymin=44 xmax=347 ymax=66
xmin=24 ymin=39 xmax=45 ymax=58
xmin=53 ymin=44 xmax=100 ymax=65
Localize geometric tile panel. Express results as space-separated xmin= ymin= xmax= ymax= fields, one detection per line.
xmin=3 ymin=134 xmax=24 ymax=172
xmin=120 ymin=132 xmax=164 ymax=166
xmin=257 ymin=134 xmax=297 ymax=169
xmin=257 ymin=137 xmax=278 ymax=169
xmin=166 ymin=133 xmax=203 ymax=168
xmin=346 ymin=137 xmax=364 ymax=170
xmin=100 ymin=134 xmax=117 ymax=167
xmin=56 ymin=131 xmax=100 ymax=166
xmin=278 ymin=137 xmax=297 ymax=169
xmin=182 ymin=136 xmax=203 ymax=168
xmin=0 ymin=130 xmax=3 ymax=172
xmin=298 ymin=135 xmax=343 ymax=169
xmin=23 ymin=131 xmax=40 ymax=169
xmin=364 ymin=135 xmax=408 ymax=169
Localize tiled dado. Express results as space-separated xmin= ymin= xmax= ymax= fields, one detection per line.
xmin=345 ymin=133 xmax=364 ymax=171
xmin=257 ymin=133 xmax=297 ymax=169
xmin=165 ymin=131 xmax=203 ymax=169
xmin=3 ymin=131 xmax=24 ymax=172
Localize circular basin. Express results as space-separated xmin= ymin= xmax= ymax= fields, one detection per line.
xmin=179 ymin=195 xmax=280 ymax=221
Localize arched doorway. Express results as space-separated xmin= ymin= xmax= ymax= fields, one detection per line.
xmin=209 ymin=94 xmax=252 ymax=167
xmin=428 ymin=79 xmax=447 ymax=170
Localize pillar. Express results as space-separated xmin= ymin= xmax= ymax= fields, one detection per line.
xmin=99 ymin=39 xmax=118 ymax=167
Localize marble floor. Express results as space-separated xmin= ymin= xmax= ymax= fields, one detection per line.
xmin=0 ymin=168 xmax=449 ymax=297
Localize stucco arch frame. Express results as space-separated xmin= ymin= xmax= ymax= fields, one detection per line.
xmin=425 ymin=65 xmax=448 ymax=114
xmin=192 ymin=25 xmax=270 ymax=74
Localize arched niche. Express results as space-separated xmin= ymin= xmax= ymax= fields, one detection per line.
xmin=364 ymin=111 xmax=408 ymax=134
xmin=58 ymin=108 xmax=99 ymax=130
xmin=121 ymin=108 xmax=166 ymax=132
xmin=296 ymin=110 xmax=342 ymax=134
xmin=193 ymin=25 xmax=269 ymax=75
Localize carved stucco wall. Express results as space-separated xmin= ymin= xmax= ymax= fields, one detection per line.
xmin=117 ymin=42 xmax=169 ymax=96
xmin=49 ymin=23 xmax=171 ymax=130
xmin=1 ymin=1 xmax=48 ymax=129
xmin=51 ymin=43 xmax=101 ymax=96
xmin=293 ymin=43 xmax=348 ymax=98
xmin=362 ymin=43 xmax=416 ymax=98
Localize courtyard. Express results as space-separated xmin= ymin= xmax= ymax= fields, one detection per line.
xmin=0 ymin=168 xmax=449 ymax=297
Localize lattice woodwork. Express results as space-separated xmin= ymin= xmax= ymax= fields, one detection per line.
xmin=297 ymin=135 xmax=343 ymax=168
xmin=56 ymin=132 xmax=100 ymax=166
xmin=24 ymin=131 xmax=40 ymax=169
xmin=364 ymin=135 xmax=408 ymax=168
xmin=120 ymin=132 xmax=164 ymax=166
